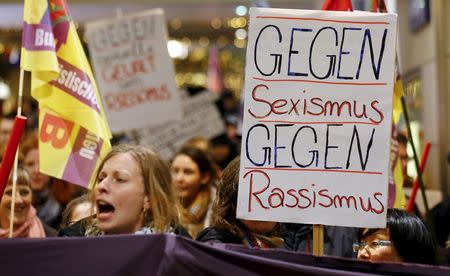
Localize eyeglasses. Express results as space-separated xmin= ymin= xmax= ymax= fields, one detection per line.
xmin=352 ymin=240 xmax=392 ymax=253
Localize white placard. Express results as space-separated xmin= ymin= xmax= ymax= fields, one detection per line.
xmin=85 ymin=9 xmax=182 ymax=133
xmin=138 ymin=91 xmax=225 ymax=160
xmin=237 ymin=8 xmax=397 ymax=228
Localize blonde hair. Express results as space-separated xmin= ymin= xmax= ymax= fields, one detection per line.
xmin=92 ymin=144 xmax=178 ymax=233
xmin=7 ymin=167 xmax=31 ymax=188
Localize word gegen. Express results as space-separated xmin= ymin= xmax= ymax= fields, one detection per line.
xmin=90 ymin=16 xmax=156 ymax=51
xmin=253 ymin=24 xmax=388 ymax=80
xmin=245 ymin=123 xmax=375 ymax=171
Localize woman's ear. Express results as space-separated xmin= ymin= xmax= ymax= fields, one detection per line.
xmin=143 ymin=195 xmax=151 ymax=210
xmin=200 ymin=173 xmax=211 ymax=186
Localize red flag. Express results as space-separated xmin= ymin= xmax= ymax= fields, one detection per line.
xmin=321 ymin=0 xmax=353 ymax=11
xmin=370 ymin=0 xmax=388 ymax=13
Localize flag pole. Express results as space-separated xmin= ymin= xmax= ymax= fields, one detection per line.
xmin=8 ymin=68 xmax=25 ymax=238
xmin=401 ymin=97 xmax=429 ymax=215
xmin=407 ymin=142 xmax=431 ymax=213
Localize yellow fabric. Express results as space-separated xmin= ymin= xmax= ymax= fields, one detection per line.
xmin=21 ymin=0 xmax=111 ymax=188
xmin=393 ymin=158 xmax=406 ymax=208
xmin=392 ymin=76 xmax=405 ymax=208
xmin=392 ymin=78 xmax=404 ymax=124
xmin=20 ymin=0 xmax=58 ymax=76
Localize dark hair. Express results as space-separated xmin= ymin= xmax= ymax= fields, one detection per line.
xmin=60 ymin=193 xmax=91 ymax=229
xmin=358 ymin=208 xmax=436 ymax=265
xmin=210 ymin=134 xmax=239 ymax=169
xmin=174 ymin=146 xmax=216 ymax=182
xmin=211 ymin=156 xmax=280 ymax=238
xmin=1 ymin=111 xmax=16 ymax=121
xmin=397 ymin=133 xmax=408 ymax=146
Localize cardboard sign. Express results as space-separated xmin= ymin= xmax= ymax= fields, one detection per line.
xmin=138 ymin=91 xmax=225 ymax=160
xmin=237 ymin=8 xmax=397 ymax=228
xmin=85 ymin=9 xmax=182 ymax=133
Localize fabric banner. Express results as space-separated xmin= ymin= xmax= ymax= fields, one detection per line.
xmin=238 ymin=8 xmax=397 ymax=228
xmin=0 ymin=234 xmax=447 ymax=276
xmin=21 ymin=0 xmax=112 ymax=188
xmin=388 ymin=77 xmax=406 ymax=208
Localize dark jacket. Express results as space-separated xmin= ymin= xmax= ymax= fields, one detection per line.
xmin=43 ymin=223 xmax=58 ymax=237
xmin=58 ymin=218 xmax=87 ymax=237
xmin=283 ymin=223 xmax=358 ymax=258
xmin=196 ymin=227 xmax=242 ymax=244
xmin=58 ymin=217 xmax=191 ymax=238
xmin=430 ymin=196 xmax=450 ymax=247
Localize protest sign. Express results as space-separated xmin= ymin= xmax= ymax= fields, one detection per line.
xmin=85 ymin=9 xmax=182 ymax=133
xmin=237 ymin=8 xmax=397 ymax=228
xmin=138 ymin=91 xmax=225 ymax=160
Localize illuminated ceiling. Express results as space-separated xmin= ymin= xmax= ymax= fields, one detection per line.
xmin=0 ymin=0 xmax=319 ymax=28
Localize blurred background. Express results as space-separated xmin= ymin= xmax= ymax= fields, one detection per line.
xmin=0 ymin=0 xmax=449 ymax=202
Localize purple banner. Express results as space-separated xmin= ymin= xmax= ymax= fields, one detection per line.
xmin=0 ymin=234 xmax=448 ymax=276
xmin=62 ymin=126 xmax=103 ymax=187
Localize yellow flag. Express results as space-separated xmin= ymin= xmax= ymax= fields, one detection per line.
xmin=21 ymin=0 xmax=111 ymax=188
xmin=392 ymin=76 xmax=404 ymax=124
xmin=393 ymin=157 xmax=405 ymax=208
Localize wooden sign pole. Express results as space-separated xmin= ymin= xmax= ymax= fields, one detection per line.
xmin=313 ymin=224 xmax=324 ymax=256
xmin=312 ymin=0 xmax=354 ymax=258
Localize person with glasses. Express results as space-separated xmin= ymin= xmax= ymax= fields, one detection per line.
xmin=354 ymin=208 xmax=436 ymax=265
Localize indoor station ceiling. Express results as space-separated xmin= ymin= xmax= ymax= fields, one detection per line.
xmin=0 ymin=0 xmax=319 ymax=28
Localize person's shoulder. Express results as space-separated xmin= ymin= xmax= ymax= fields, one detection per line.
xmin=58 ymin=217 xmax=90 ymax=237
xmin=281 ymin=223 xmax=312 ymax=251
xmin=323 ymin=225 xmax=359 ymax=258
xmin=43 ymin=223 xmax=58 ymax=237
xmin=196 ymin=226 xmax=241 ymax=244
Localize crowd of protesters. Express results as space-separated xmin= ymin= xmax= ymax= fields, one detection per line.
xmin=0 ymin=92 xmax=449 ymax=268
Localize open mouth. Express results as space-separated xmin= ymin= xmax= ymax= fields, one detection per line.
xmin=97 ymin=200 xmax=115 ymax=215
